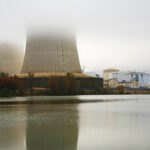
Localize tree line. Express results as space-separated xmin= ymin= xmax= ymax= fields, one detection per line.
xmin=0 ymin=72 xmax=22 ymax=96
xmin=0 ymin=72 xmax=78 ymax=97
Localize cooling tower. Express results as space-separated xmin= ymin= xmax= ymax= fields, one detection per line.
xmin=0 ymin=43 xmax=24 ymax=75
xmin=21 ymin=32 xmax=82 ymax=74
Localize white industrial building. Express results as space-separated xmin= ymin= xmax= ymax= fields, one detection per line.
xmin=110 ymin=71 xmax=150 ymax=88
xmin=104 ymin=68 xmax=150 ymax=88
xmin=109 ymin=72 xmax=140 ymax=88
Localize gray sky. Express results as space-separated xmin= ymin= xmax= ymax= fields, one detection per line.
xmin=0 ymin=0 xmax=150 ymax=75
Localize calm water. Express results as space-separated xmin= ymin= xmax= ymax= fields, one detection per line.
xmin=0 ymin=95 xmax=150 ymax=150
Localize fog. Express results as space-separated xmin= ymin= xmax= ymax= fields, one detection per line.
xmin=0 ymin=0 xmax=150 ymax=75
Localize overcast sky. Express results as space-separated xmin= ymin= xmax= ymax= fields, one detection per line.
xmin=0 ymin=0 xmax=150 ymax=75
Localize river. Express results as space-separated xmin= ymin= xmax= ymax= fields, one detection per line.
xmin=0 ymin=95 xmax=150 ymax=150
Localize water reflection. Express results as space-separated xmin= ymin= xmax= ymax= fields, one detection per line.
xmin=0 ymin=95 xmax=150 ymax=150
xmin=0 ymin=105 xmax=26 ymax=150
xmin=78 ymin=99 xmax=150 ymax=150
xmin=26 ymin=104 xmax=79 ymax=150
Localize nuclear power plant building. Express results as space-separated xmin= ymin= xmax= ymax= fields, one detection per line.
xmin=21 ymin=32 xmax=82 ymax=74
xmin=20 ymin=31 xmax=103 ymax=90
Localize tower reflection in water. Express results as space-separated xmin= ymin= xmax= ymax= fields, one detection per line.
xmin=26 ymin=104 xmax=79 ymax=150
xmin=0 ymin=105 xmax=26 ymax=150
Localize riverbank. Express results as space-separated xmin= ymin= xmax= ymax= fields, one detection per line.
xmin=0 ymin=95 xmax=104 ymax=105
xmin=106 ymin=88 xmax=150 ymax=94
xmin=0 ymin=94 xmax=150 ymax=105
xmin=1 ymin=87 xmax=150 ymax=97
xmin=23 ymin=88 xmax=150 ymax=95
xmin=1 ymin=89 xmax=150 ymax=97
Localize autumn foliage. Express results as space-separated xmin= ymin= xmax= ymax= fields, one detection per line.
xmin=48 ymin=73 xmax=78 ymax=95
xmin=0 ymin=74 xmax=23 ymax=97
xmin=116 ymin=85 xmax=125 ymax=94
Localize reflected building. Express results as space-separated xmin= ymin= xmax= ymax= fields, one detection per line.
xmin=0 ymin=103 xmax=79 ymax=150
xmin=0 ymin=43 xmax=24 ymax=75
xmin=26 ymin=104 xmax=79 ymax=150
xmin=0 ymin=105 xmax=26 ymax=150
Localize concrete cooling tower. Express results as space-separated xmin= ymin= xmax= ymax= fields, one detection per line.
xmin=0 ymin=43 xmax=24 ymax=75
xmin=21 ymin=32 xmax=82 ymax=74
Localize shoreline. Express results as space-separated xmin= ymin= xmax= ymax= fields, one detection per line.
xmin=0 ymin=94 xmax=150 ymax=105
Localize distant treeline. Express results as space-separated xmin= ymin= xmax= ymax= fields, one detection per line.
xmin=48 ymin=73 xmax=78 ymax=95
xmin=0 ymin=72 xmax=83 ymax=97
xmin=1 ymin=72 xmax=140 ymax=97
xmin=0 ymin=73 xmax=22 ymax=97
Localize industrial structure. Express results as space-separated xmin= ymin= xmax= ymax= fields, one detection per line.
xmin=109 ymin=71 xmax=139 ymax=88
xmin=103 ymin=68 xmax=119 ymax=88
xmin=103 ymin=68 xmax=150 ymax=89
xmin=19 ymin=31 xmax=103 ymax=89
xmin=21 ymin=32 xmax=82 ymax=74
xmin=84 ymin=72 xmax=100 ymax=78
xmin=147 ymin=83 xmax=150 ymax=88
xmin=0 ymin=43 xmax=24 ymax=75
